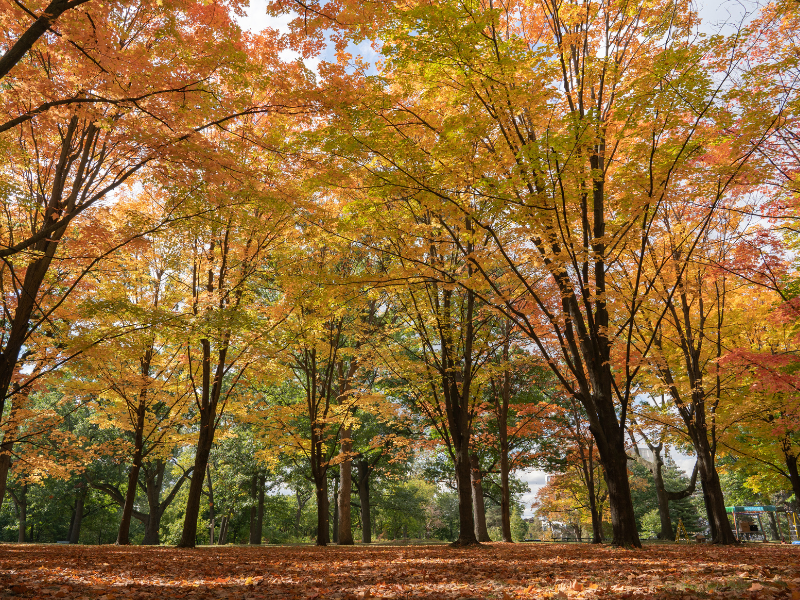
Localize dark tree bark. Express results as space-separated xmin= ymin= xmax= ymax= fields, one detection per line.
xmin=249 ymin=473 xmax=260 ymax=544
xmin=470 ymin=453 xmax=491 ymax=542
xmin=68 ymin=485 xmax=87 ymax=544
xmin=332 ymin=472 xmax=339 ymax=544
xmin=141 ymin=460 xmax=192 ymax=545
xmin=338 ymin=428 xmax=354 ymax=545
xmin=315 ymin=476 xmax=330 ymax=546
xmin=0 ymin=0 xmax=93 ymax=81
xmin=356 ymin=458 xmax=372 ymax=543
xmin=117 ymin=348 xmax=154 ymax=545
xmin=784 ymin=449 xmax=800 ymax=508
xmin=9 ymin=484 xmax=27 ymax=542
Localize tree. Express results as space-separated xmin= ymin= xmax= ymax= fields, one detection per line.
xmin=175 ymin=179 xmax=291 ymax=548
xmin=277 ymin=0 xmax=772 ymax=546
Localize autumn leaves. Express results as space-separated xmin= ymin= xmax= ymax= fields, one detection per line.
xmin=0 ymin=0 xmax=799 ymax=550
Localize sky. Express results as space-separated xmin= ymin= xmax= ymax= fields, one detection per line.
xmin=234 ymin=0 xmax=750 ymax=516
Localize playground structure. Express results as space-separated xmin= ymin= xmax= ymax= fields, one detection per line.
xmin=726 ymin=505 xmax=800 ymax=543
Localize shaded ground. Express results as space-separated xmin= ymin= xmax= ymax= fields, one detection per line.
xmin=0 ymin=542 xmax=799 ymax=599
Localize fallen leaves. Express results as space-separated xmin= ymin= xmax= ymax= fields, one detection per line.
xmin=0 ymin=543 xmax=798 ymax=599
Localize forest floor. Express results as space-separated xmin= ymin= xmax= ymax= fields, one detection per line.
xmin=0 ymin=542 xmax=799 ymax=599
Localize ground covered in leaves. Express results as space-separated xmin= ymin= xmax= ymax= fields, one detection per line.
xmin=1 ymin=542 xmax=799 ymax=599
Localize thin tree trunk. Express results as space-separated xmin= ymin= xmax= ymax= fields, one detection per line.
xmin=653 ymin=464 xmax=674 ymax=540
xmin=357 ymin=459 xmax=372 ymax=543
xmin=332 ymin=472 xmax=339 ymax=544
xmin=207 ymin=464 xmax=215 ymax=545
xmin=497 ymin=331 xmax=513 ymax=543
xmin=69 ymin=486 xmax=86 ymax=544
xmin=117 ymin=349 xmax=153 ymax=545
xmin=338 ymin=428 xmax=354 ymax=545
xmin=315 ymin=475 xmax=330 ymax=546
xmin=249 ymin=473 xmax=259 ymax=544
xmin=470 ymin=453 xmax=491 ymax=542
xmin=178 ymin=335 xmax=227 ymax=548
xmin=256 ymin=474 xmax=265 ymax=544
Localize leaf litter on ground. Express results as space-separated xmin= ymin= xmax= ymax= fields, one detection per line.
xmin=0 ymin=542 xmax=799 ymax=599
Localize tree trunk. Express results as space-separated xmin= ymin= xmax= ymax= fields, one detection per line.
xmin=332 ymin=472 xmax=339 ymax=544
xmin=767 ymin=510 xmax=780 ymax=541
xmin=142 ymin=459 xmax=191 ymax=545
xmin=295 ymin=489 xmax=310 ymax=534
xmin=249 ymin=473 xmax=259 ymax=544
xmin=497 ymin=327 xmax=513 ymax=543
xmin=69 ymin=486 xmax=86 ymax=544
xmin=117 ymin=349 xmax=153 ymax=545
xmin=178 ymin=336 xmax=226 ymax=549
xmin=596 ymin=435 xmax=640 ymax=547
xmin=315 ymin=475 xmax=330 ymax=546
xmin=0 ymin=446 xmax=11 ymax=513
xmin=785 ymin=451 xmax=800 ymax=509
xmin=338 ymin=428 xmax=354 ymax=545
xmin=257 ymin=474 xmax=265 ymax=542
xmin=12 ymin=484 xmax=27 ymax=543
xmin=700 ymin=480 xmax=718 ymax=541
xmin=470 ymin=453 xmax=491 ymax=542
xmin=357 ymin=459 xmax=372 ymax=543
xmin=207 ymin=464 xmax=215 ymax=545
xmin=695 ymin=438 xmax=737 ymax=544
xmin=178 ymin=425 xmax=214 ymax=547
xmin=453 ymin=444 xmax=477 ymax=545
xmin=584 ymin=471 xmax=604 ymax=544
xmin=653 ymin=464 xmax=674 ymax=540
xmin=219 ymin=515 xmax=229 ymax=544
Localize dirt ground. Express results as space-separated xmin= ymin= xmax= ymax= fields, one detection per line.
xmin=0 ymin=542 xmax=799 ymax=599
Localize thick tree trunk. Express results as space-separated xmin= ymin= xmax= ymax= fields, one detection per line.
xmin=688 ymin=437 xmax=723 ymax=542
xmin=453 ymin=445 xmax=478 ymax=545
xmin=700 ymin=480 xmax=718 ymax=541
xmin=143 ymin=513 xmax=160 ymax=546
xmin=12 ymin=484 xmax=27 ymax=543
xmin=470 ymin=453 xmax=491 ymax=542
xmin=0 ymin=447 xmax=10 ymax=512
xmin=785 ymin=451 xmax=800 ymax=509
xmin=694 ymin=438 xmax=736 ymax=544
xmin=596 ymin=435 xmax=640 ymax=547
xmin=357 ymin=459 xmax=372 ymax=543
xmin=338 ymin=429 xmax=354 ymax=545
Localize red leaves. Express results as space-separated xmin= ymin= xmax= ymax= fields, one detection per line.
xmin=1 ymin=543 xmax=799 ymax=599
